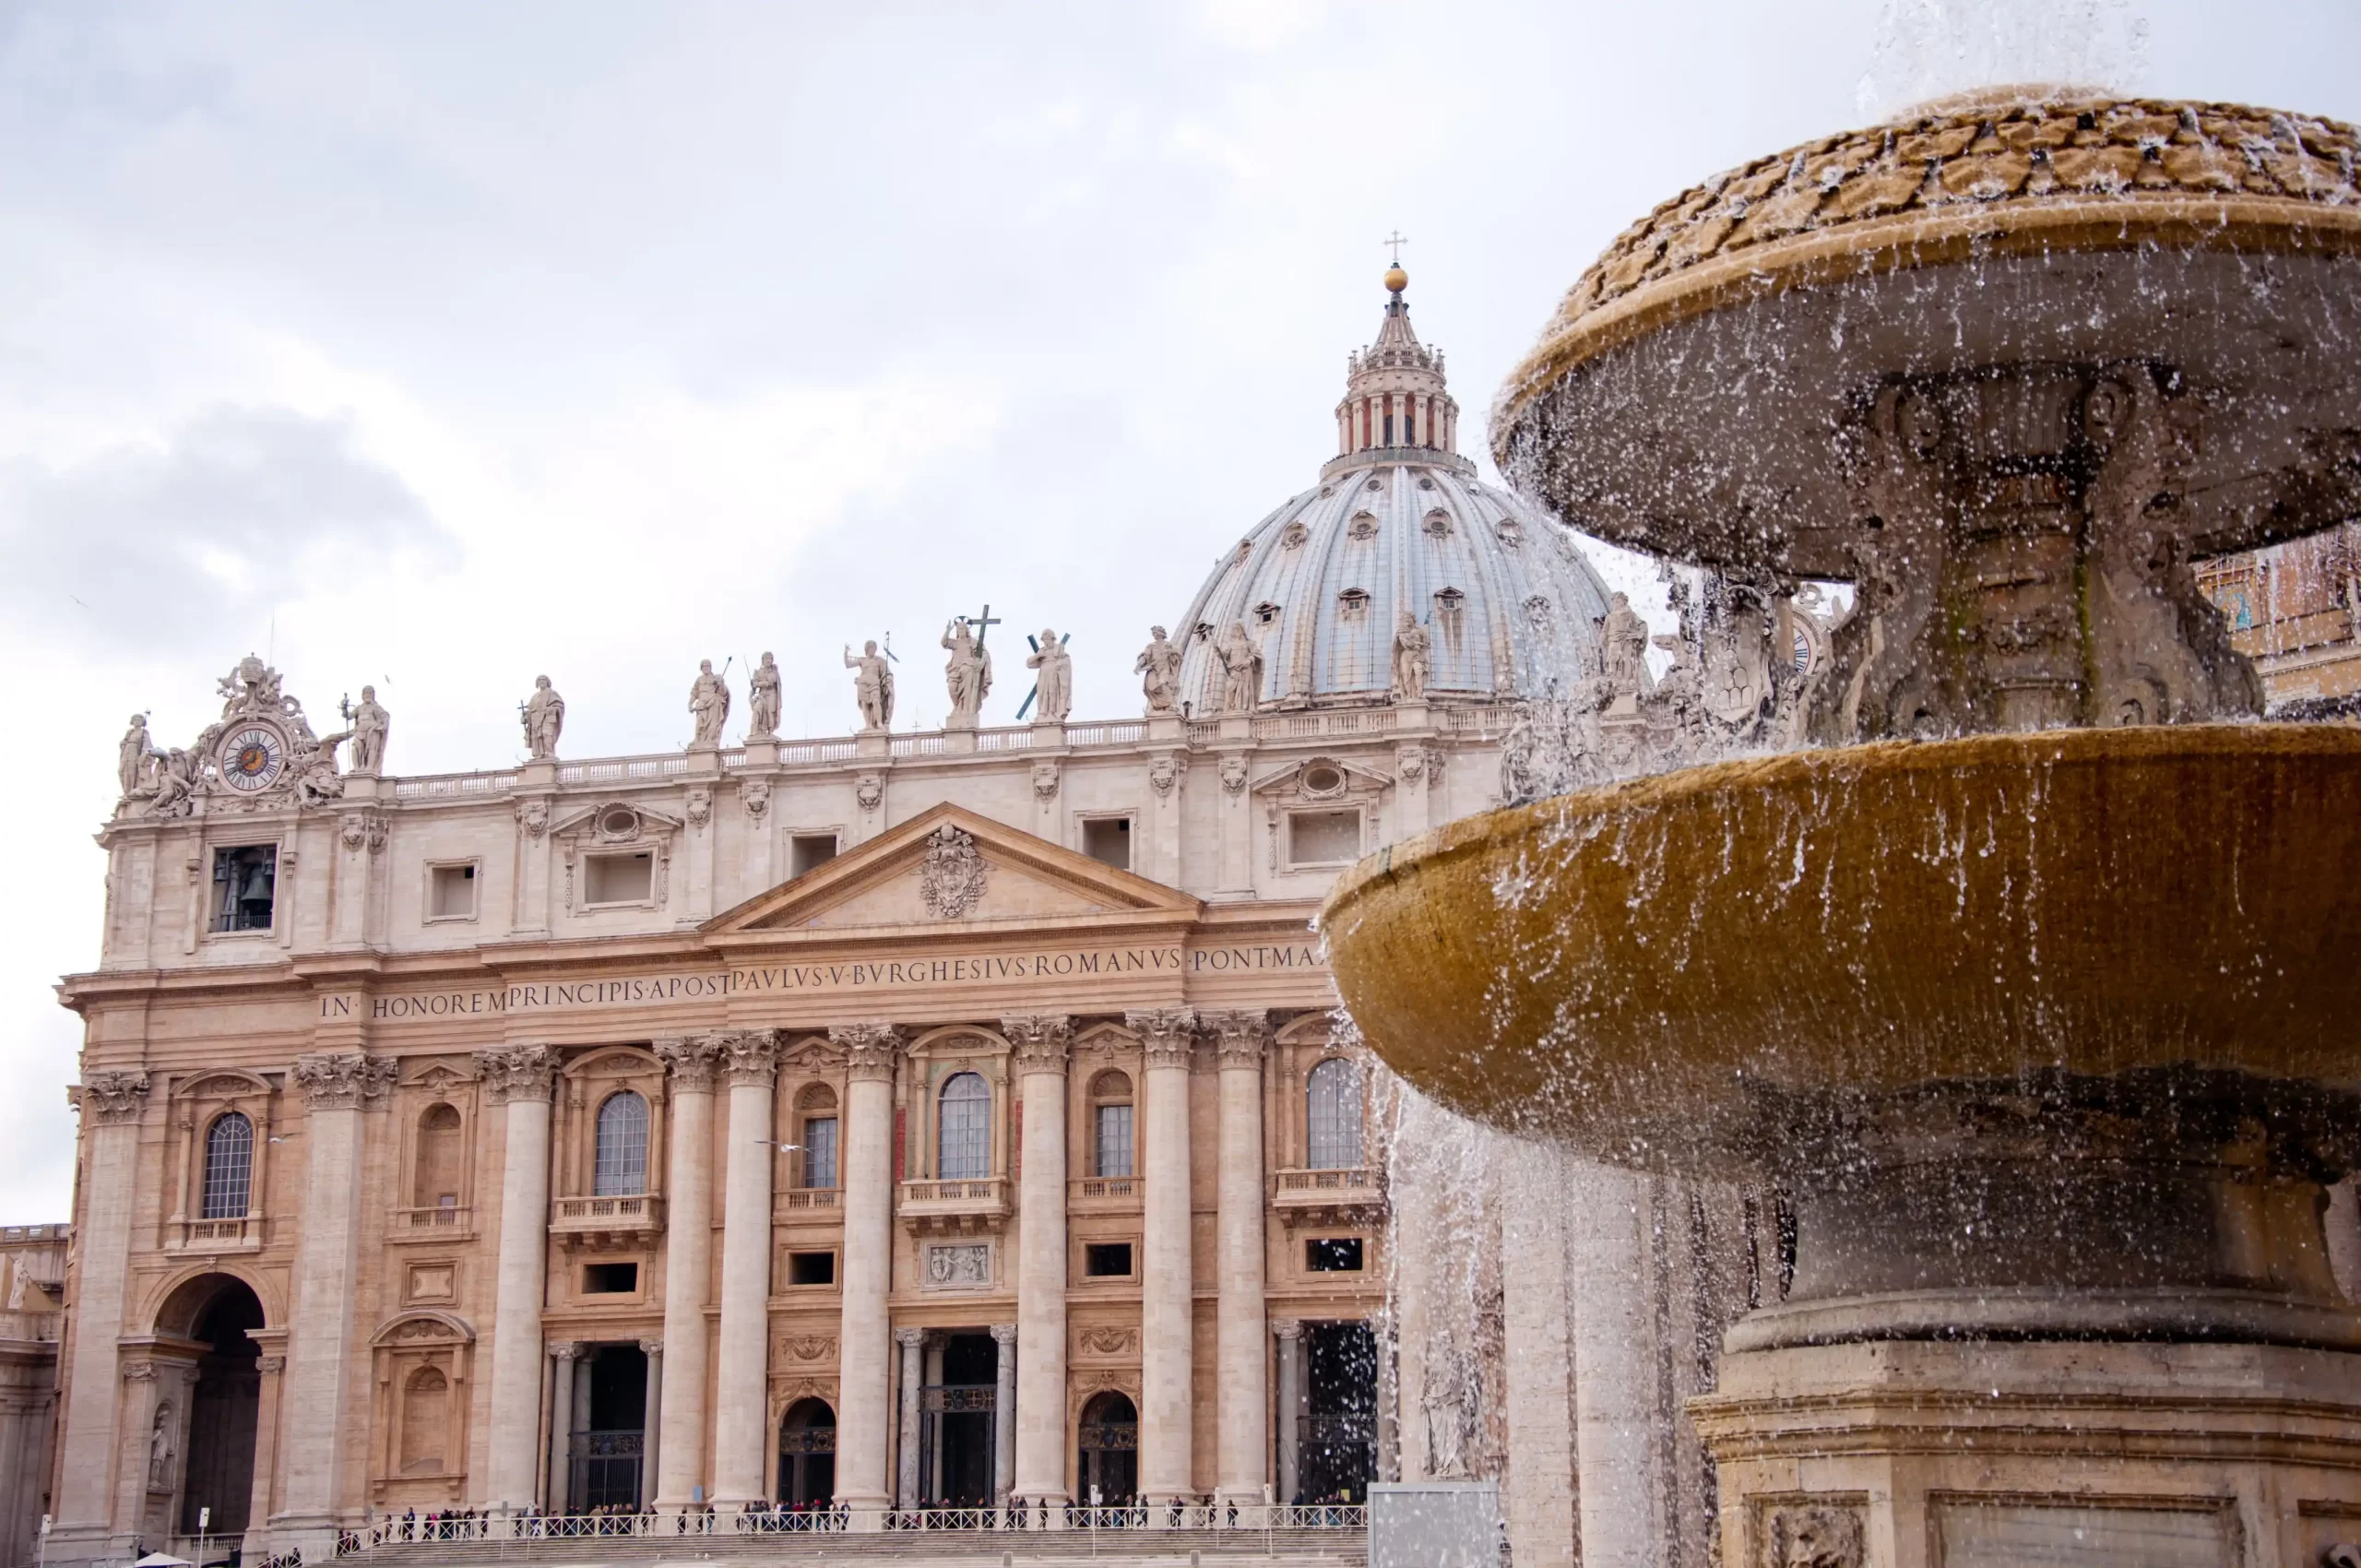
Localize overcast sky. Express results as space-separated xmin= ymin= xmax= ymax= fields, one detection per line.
xmin=3 ymin=0 xmax=2355 ymax=1219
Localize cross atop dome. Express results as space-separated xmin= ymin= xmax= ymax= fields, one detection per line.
xmin=1336 ymin=260 xmax=1457 ymax=458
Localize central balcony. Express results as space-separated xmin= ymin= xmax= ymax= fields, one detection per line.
xmin=549 ymin=1194 xmax=665 ymax=1252
xmin=1272 ymin=1167 xmax=1384 ymax=1228
xmin=896 ymin=1177 xmax=1010 ymax=1236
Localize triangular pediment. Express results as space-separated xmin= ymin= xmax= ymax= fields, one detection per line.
xmin=703 ymin=803 xmax=1198 ymax=942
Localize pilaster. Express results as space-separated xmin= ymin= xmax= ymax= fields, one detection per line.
xmin=712 ymin=1029 xmax=782 ymax=1506
xmin=894 ymin=1329 xmax=924 ymax=1511
xmin=1202 ymin=1008 xmax=1271 ymax=1503
xmin=832 ymin=1024 xmax=903 ymax=1512
xmin=1127 ymin=1008 xmax=1195 ymax=1503
xmin=1003 ymin=1016 xmax=1072 ymax=1506
xmin=475 ymin=1045 xmax=559 ymax=1513
xmin=651 ymin=1035 xmax=722 ymax=1511
xmin=50 ymin=1072 xmax=148 ymax=1563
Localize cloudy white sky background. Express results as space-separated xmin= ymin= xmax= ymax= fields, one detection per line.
xmin=2 ymin=0 xmax=2355 ymax=1218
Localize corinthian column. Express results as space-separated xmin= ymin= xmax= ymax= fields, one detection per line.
xmin=651 ymin=1035 xmax=723 ymax=1511
xmin=1201 ymin=1010 xmax=1270 ymax=1504
xmin=1127 ymin=1007 xmax=1195 ymax=1505
xmin=271 ymin=1052 xmax=397 ymax=1555
xmin=832 ymin=1024 xmax=903 ymax=1515
xmin=711 ymin=1030 xmax=782 ymax=1509
xmin=50 ymin=1073 xmax=148 ymax=1561
xmin=1001 ymin=1016 xmax=1071 ymax=1511
xmin=476 ymin=1045 xmax=560 ymax=1513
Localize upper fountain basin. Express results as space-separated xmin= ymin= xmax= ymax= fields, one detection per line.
xmin=1319 ymin=724 xmax=2361 ymax=1173
xmin=1490 ymin=97 xmax=2361 ymax=578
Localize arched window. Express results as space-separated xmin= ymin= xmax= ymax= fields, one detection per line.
xmin=399 ymin=1365 xmax=449 ymax=1474
xmin=798 ymin=1083 xmax=840 ymax=1191
xmin=413 ymin=1103 xmax=463 ymax=1208
xmin=1090 ymin=1071 xmax=1134 ymax=1179
xmin=201 ymin=1112 xmax=254 ymax=1219
xmin=1306 ymin=1058 xmax=1364 ymax=1170
xmin=593 ymin=1092 xmax=649 ymax=1196
xmin=937 ymin=1073 xmax=991 ymax=1181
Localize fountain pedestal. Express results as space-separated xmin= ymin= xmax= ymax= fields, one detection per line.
xmin=1697 ymin=1340 xmax=2361 ymax=1567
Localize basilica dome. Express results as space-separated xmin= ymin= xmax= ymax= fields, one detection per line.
xmin=1172 ymin=270 xmax=1616 ymax=714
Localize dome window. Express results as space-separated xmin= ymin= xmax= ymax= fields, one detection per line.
xmin=1432 ymin=587 xmax=1467 ymax=636
xmin=1193 ymin=623 xmax=1216 ymax=642
xmin=1347 ymin=513 xmax=1379 ymax=541
xmin=1423 ymin=509 xmax=1453 ymax=539
xmin=1281 ymin=522 xmax=1309 ymax=550
xmin=1233 ymin=540 xmax=1255 ymax=563
xmin=1418 ymin=476 xmax=1436 ymax=492
xmin=1364 ymin=478 xmax=1383 ymax=493
xmin=1253 ymin=600 xmax=1283 ymax=626
xmin=1337 ymin=588 xmax=1372 ymax=620
xmin=1497 ymin=519 xmax=1525 ymax=548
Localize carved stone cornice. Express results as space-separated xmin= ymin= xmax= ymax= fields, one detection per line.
xmin=1001 ymin=1015 xmax=1073 ymax=1075
xmin=474 ymin=1045 xmax=560 ymax=1105
xmin=653 ymin=1035 xmax=726 ymax=1094
xmin=719 ymin=1029 xmax=782 ymax=1088
xmin=1125 ymin=1008 xmax=1196 ymax=1071
xmin=291 ymin=1051 xmax=397 ymax=1111
xmin=831 ymin=1024 xmax=905 ymax=1083
xmin=77 ymin=1070 xmax=152 ymax=1126
xmin=1197 ymin=1009 xmax=1272 ymax=1069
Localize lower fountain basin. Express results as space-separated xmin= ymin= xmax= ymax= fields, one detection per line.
xmin=1323 ymin=724 xmax=2361 ymax=1167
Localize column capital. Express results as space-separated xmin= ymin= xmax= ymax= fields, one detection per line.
xmin=990 ymin=1323 xmax=1017 ymax=1347
xmin=291 ymin=1051 xmax=398 ymax=1110
xmin=653 ymin=1035 xmax=726 ymax=1093
xmin=475 ymin=1044 xmax=560 ymax=1103
xmin=719 ymin=1028 xmax=782 ymax=1087
xmin=895 ymin=1326 xmax=927 ymax=1348
xmin=832 ymin=1023 xmax=906 ymax=1082
xmin=1125 ymin=1007 xmax=1196 ymax=1069
xmin=638 ymin=1338 xmax=664 ymax=1357
xmin=550 ymin=1340 xmax=583 ymax=1362
xmin=1272 ymin=1320 xmax=1303 ymax=1342
xmin=120 ymin=1360 xmax=157 ymax=1383
xmin=1002 ymin=1015 xmax=1072 ymax=1074
xmin=73 ymin=1069 xmax=151 ymax=1125
xmin=1197 ymin=1009 xmax=1272 ymax=1069
xmin=255 ymin=1355 xmax=287 ymax=1375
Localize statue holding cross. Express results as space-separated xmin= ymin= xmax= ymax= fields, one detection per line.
xmin=941 ymin=606 xmax=997 ymax=729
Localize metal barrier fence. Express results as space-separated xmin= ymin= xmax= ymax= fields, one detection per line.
xmin=355 ymin=1502 xmax=1368 ymax=1550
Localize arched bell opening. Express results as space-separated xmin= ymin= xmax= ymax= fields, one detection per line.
xmin=162 ymin=1275 xmax=265 ymax=1539
xmin=1075 ymin=1391 xmax=1137 ymax=1508
xmin=775 ymin=1398 xmax=836 ymax=1508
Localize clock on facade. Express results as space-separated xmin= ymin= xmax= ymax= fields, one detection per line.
xmin=220 ymin=726 xmax=286 ymax=791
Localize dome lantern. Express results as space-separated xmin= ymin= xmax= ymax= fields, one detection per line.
xmin=1336 ymin=267 xmax=1458 ymax=460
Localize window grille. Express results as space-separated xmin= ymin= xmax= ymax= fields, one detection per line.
xmin=1095 ymin=1103 xmax=1134 ymax=1178
xmin=1306 ymin=1059 xmax=1365 ymax=1170
xmin=202 ymin=1112 xmax=254 ymax=1218
xmin=937 ymin=1073 xmax=991 ymax=1181
xmin=801 ymin=1116 xmax=839 ymax=1189
xmin=593 ymin=1092 xmax=649 ymax=1196
xmin=211 ymin=845 xmax=277 ymax=933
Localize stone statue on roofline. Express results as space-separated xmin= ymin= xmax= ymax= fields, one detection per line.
xmin=1215 ymin=620 xmax=1263 ymax=714
xmin=1135 ymin=625 xmax=1183 ymax=714
xmin=1026 ymin=628 xmax=1072 ymax=723
xmin=747 ymin=652 xmax=782 ymax=740
xmin=521 ymin=675 xmax=565 ymax=759
xmin=845 ymin=640 xmax=895 ymax=731
xmin=117 ymin=714 xmax=152 ymax=801
xmin=941 ymin=618 xmax=991 ymax=729
xmin=687 ymin=659 xmax=730 ymax=749
xmin=341 ymin=685 xmax=390 ymax=774
xmin=1390 ymin=610 xmax=1431 ymax=702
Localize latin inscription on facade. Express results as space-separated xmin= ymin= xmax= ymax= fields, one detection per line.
xmin=323 ymin=942 xmax=1326 ymax=1022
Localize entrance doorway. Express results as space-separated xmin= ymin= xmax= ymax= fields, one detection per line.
xmin=919 ymin=1333 xmax=997 ymax=1507
xmin=1301 ymin=1322 xmax=1377 ymax=1504
xmin=173 ymin=1277 xmax=264 ymax=1538
xmin=567 ymin=1344 xmax=647 ymax=1512
xmin=1075 ymin=1391 xmax=1137 ymax=1506
xmin=777 ymin=1398 xmax=836 ymax=1507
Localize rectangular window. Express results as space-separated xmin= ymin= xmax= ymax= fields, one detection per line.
xmin=1307 ymin=1237 xmax=1365 ymax=1273
xmin=210 ymin=845 xmax=278 ymax=932
xmin=1081 ymin=815 xmax=1133 ymax=872
xmin=1095 ymin=1104 xmax=1134 ymax=1178
xmin=428 ymin=862 xmax=478 ymax=921
xmin=789 ymin=834 xmax=840 ymax=878
xmin=1085 ymin=1242 xmax=1134 ymax=1278
xmin=801 ymin=1117 xmax=839 ymax=1189
xmin=582 ymin=1262 xmax=639 ymax=1294
xmin=788 ymin=1250 xmax=836 ymax=1287
xmin=1287 ymin=810 xmax=1361 ymax=867
xmin=583 ymin=851 xmax=653 ymax=905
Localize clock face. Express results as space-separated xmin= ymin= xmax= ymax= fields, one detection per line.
xmin=221 ymin=726 xmax=286 ymax=791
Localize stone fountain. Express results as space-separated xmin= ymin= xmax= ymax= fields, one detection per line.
xmin=1325 ymin=92 xmax=2361 ymax=1567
